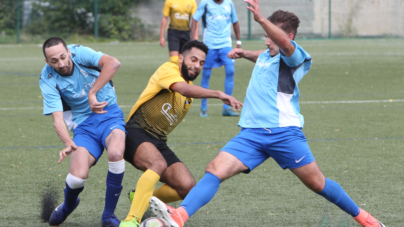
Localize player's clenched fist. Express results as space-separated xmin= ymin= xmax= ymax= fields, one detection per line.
xmin=88 ymin=93 xmax=108 ymax=114
xmin=228 ymin=48 xmax=245 ymax=59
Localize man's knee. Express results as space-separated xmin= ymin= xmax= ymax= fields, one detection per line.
xmin=141 ymin=159 xmax=167 ymax=176
xmin=305 ymin=177 xmax=326 ymax=192
xmin=66 ymin=173 xmax=86 ymax=189
xmin=205 ymin=162 xmax=222 ymax=178
xmin=176 ymin=177 xmax=196 ymax=198
xmin=67 ymin=171 xmax=88 ymax=182
xmin=107 ymin=149 xmax=124 ymax=161
xmin=225 ymin=64 xmax=235 ymax=76
xmin=183 ymin=177 xmax=196 ymax=191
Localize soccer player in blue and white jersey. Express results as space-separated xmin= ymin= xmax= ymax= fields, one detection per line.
xmin=191 ymin=0 xmax=241 ymax=117
xmin=148 ymin=1 xmax=385 ymax=226
xmin=39 ymin=37 xmax=126 ymax=227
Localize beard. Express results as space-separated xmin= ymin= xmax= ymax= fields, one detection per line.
xmin=56 ymin=60 xmax=73 ymax=76
xmin=181 ymin=61 xmax=199 ymax=81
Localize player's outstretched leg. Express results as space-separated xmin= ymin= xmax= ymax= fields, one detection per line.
xmin=316 ymin=178 xmax=385 ymax=227
xmin=49 ymin=174 xmax=84 ymax=226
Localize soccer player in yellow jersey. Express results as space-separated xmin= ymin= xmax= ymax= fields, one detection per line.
xmin=160 ymin=0 xmax=198 ymax=65
xmin=119 ymin=40 xmax=243 ymax=227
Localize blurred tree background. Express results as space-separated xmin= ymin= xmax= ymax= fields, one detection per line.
xmin=0 ymin=0 xmax=154 ymax=43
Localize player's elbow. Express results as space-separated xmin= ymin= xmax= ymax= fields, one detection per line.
xmin=278 ymin=38 xmax=290 ymax=49
xmin=112 ymin=58 xmax=121 ymax=70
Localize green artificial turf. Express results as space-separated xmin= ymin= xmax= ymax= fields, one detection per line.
xmin=0 ymin=39 xmax=403 ymax=226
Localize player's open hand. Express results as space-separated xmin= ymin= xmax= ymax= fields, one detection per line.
xmin=245 ymin=0 xmax=265 ymax=23
xmin=219 ymin=92 xmax=243 ymax=112
xmin=228 ymin=48 xmax=245 ymax=59
xmin=88 ymin=93 xmax=108 ymax=114
xmin=160 ymin=37 xmax=166 ymax=48
xmin=58 ymin=142 xmax=77 ymax=163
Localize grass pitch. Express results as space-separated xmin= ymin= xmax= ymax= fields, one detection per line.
xmin=0 ymin=39 xmax=404 ymax=226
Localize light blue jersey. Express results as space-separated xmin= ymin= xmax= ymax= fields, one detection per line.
xmin=39 ymin=44 xmax=117 ymax=130
xmin=193 ymin=0 xmax=238 ymax=49
xmin=239 ymin=41 xmax=312 ymax=128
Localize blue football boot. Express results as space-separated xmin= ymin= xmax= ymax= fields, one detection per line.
xmin=102 ymin=213 xmax=121 ymax=227
xmin=222 ymin=107 xmax=239 ymax=117
xmin=49 ymin=197 xmax=80 ymax=226
xmin=200 ymin=109 xmax=208 ymax=117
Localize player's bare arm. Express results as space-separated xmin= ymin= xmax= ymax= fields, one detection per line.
xmin=191 ymin=18 xmax=199 ymax=40
xmin=160 ymin=16 xmax=168 ymax=47
xmin=52 ymin=111 xmax=77 ymax=163
xmin=233 ymin=21 xmax=241 ymax=48
xmin=245 ymin=0 xmax=295 ymax=57
xmin=228 ymin=48 xmax=266 ymax=63
xmin=191 ymin=19 xmax=199 ymax=40
xmin=170 ymin=82 xmax=243 ymax=111
xmin=87 ymin=55 xmax=121 ymax=114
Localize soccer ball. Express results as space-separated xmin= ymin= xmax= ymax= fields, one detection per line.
xmin=139 ymin=217 xmax=170 ymax=227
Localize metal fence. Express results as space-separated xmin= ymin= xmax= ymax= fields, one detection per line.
xmin=1 ymin=0 xmax=404 ymax=43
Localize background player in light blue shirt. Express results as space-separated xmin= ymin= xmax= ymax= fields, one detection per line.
xmin=39 ymin=37 xmax=126 ymax=227
xmin=191 ymin=0 xmax=241 ymax=117
xmin=148 ymin=1 xmax=385 ymax=226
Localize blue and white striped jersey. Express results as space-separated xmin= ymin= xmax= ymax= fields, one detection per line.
xmin=39 ymin=44 xmax=117 ymax=130
xmin=238 ymin=41 xmax=312 ymax=128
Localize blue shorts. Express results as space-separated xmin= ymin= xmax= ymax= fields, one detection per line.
xmin=204 ymin=46 xmax=234 ymax=68
xmin=73 ymin=103 xmax=126 ymax=164
xmin=221 ymin=127 xmax=315 ymax=172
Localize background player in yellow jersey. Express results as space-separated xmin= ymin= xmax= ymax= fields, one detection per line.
xmin=160 ymin=0 xmax=198 ymax=65
xmin=119 ymin=40 xmax=242 ymax=227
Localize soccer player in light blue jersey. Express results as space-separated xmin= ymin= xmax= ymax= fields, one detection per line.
xmin=39 ymin=37 xmax=126 ymax=227
xmin=148 ymin=1 xmax=385 ymax=226
xmin=191 ymin=0 xmax=241 ymax=117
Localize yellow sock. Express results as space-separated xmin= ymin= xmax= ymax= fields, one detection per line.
xmin=124 ymin=169 xmax=160 ymax=222
xmin=153 ymin=184 xmax=182 ymax=203
xmin=170 ymin=56 xmax=179 ymax=65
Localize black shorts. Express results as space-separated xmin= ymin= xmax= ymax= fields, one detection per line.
xmin=124 ymin=126 xmax=181 ymax=168
xmin=167 ymin=29 xmax=191 ymax=52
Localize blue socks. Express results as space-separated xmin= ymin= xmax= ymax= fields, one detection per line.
xmin=103 ymin=170 xmax=124 ymax=217
xmin=180 ymin=172 xmax=221 ymax=217
xmin=200 ymin=68 xmax=212 ymax=110
xmin=63 ymin=183 xmax=83 ymax=213
xmin=317 ymin=178 xmax=360 ymax=217
xmin=223 ymin=64 xmax=235 ymax=110
xmin=178 ymin=176 xmax=360 ymax=219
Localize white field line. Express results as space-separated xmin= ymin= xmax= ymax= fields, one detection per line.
xmin=300 ymin=99 xmax=404 ymax=104
xmin=1 ymin=99 xmax=404 ymax=111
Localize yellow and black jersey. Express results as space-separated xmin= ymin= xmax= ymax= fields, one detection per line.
xmin=162 ymin=0 xmax=197 ymax=31
xmin=126 ymin=62 xmax=193 ymax=141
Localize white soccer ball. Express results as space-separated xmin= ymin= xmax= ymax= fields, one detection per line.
xmin=139 ymin=217 xmax=170 ymax=227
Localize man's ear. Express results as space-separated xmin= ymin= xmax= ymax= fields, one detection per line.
xmin=44 ymin=58 xmax=48 ymax=64
xmin=178 ymin=54 xmax=184 ymax=64
xmin=288 ymin=33 xmax=294 ymax=40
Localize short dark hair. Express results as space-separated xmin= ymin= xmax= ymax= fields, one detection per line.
xmin=180 ymin=40 xmax=209 ymax=56
xmin=43 ymin=37 xmax=68 ymax=59
xmin=268 ymin=10 xmax=300 ymax=39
